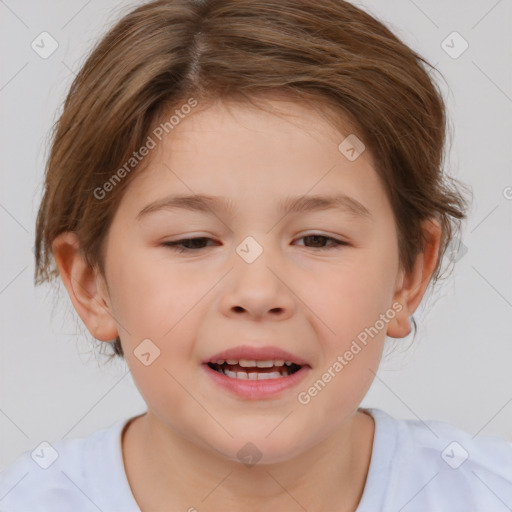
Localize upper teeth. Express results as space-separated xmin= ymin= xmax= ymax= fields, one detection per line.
xmin=216 ymin=359 xmax=292 ymax=367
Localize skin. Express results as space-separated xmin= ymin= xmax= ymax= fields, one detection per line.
xmin=53 ymin=96 xmax=441 ymax=512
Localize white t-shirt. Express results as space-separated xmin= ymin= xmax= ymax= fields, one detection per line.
xmin=1 ymin=407 xmax=511 ymax=511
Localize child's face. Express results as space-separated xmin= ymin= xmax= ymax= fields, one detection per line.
xmin=98 ymin=97 xmax=409 ymax=462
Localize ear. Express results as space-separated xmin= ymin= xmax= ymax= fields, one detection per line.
xmin=387 ymin=218 xmax=442 ymax=338
xmin=52 ymin=232 xmax=119 ymax=342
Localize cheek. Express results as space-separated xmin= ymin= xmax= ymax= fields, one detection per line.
xmin=107 ymin=248 xmax=210 ymax=340
xmin=319 ymin=253 xmax=397 ymax=339
xmin=297 ymin=265 xmax=389 ymax=415
xmin=307 ymin=240 xmax=397 ymax=397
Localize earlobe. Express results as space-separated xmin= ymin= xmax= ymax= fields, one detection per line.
xmin=386 ymin=218 xmax=442 ymax=339
xmin=386 ymin=267 xmax=413 ymax=338
xmin=52 ymin=232 xmax=119 ymax=342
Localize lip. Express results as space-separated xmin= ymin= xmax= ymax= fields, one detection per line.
xmin=202 ymin=344 xmax=311 ymax=400
xmin=204 ymin=345 xmax=310 ymax=366
xmin=202 ymin=363 xmax=310 ymax=400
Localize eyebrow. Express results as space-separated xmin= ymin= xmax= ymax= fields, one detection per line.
xmin=136 ymin=193 xmax=372 ymax=220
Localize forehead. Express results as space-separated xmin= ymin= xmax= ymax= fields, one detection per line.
xmin=167 ymin=95 xmax=362 ymax=151
xmin=116 ymin=97 xmax=390 ymax=223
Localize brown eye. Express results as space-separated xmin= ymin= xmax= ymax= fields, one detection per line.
xmin=162 ymin=237 xmax=217 ymax=252
xmin=296 ymin=235 xmax=347 ymax=249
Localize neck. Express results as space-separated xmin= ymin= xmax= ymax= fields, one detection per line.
xmin=122 ymin=409 xmax=374 ymax=512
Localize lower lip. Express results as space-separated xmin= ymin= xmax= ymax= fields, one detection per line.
xmin=202 ymin=364 xmax=310 ymax=400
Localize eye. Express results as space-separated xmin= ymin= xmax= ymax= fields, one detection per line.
xmin=162 ymin=237 xmax=217 ymax=253
xmin=162 ymin=234 xmax=348 ymax=253
xmin=295 ymin=234 xmax=348 ymax=250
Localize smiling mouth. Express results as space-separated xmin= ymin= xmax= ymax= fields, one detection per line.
xmin=207 ymin=360 xmax=303 ymax=380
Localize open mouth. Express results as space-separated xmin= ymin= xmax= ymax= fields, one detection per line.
xmin=207 ymin=359 xmax=303 ymax=380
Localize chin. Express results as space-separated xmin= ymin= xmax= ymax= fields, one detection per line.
xmin=206 ymin=430 xmax=310 ymax=467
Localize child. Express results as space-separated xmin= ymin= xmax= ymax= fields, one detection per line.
xmin=1 ymin=0 xmax=511 ymax=510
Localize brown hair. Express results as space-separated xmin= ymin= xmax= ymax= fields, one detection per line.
xmin=34 ymin=0 xmax=471 ymax=360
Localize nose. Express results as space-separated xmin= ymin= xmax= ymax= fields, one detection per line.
xmin=219 ymin=248 xmax=296 ymax=321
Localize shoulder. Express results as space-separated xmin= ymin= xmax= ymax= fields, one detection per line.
xmin=364 ymin=408 xmax=512 ymax=511
xmin=0 ymin=434 xmax=98 ymax=512
xmin=0 ymin=418 xmax=139 ymax=512
xmin=396 ymin=410 xmax=512 ymax=480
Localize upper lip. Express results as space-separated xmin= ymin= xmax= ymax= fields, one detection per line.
xmin=204 ymin=345 xmax=310 ymax=366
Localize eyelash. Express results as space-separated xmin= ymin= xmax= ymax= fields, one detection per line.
xmin=162 ymin=235 xmax=348 ymax=253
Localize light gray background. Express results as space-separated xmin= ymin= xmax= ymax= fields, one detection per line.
xmin=1 ymin=0 xmax=511 ymax=471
